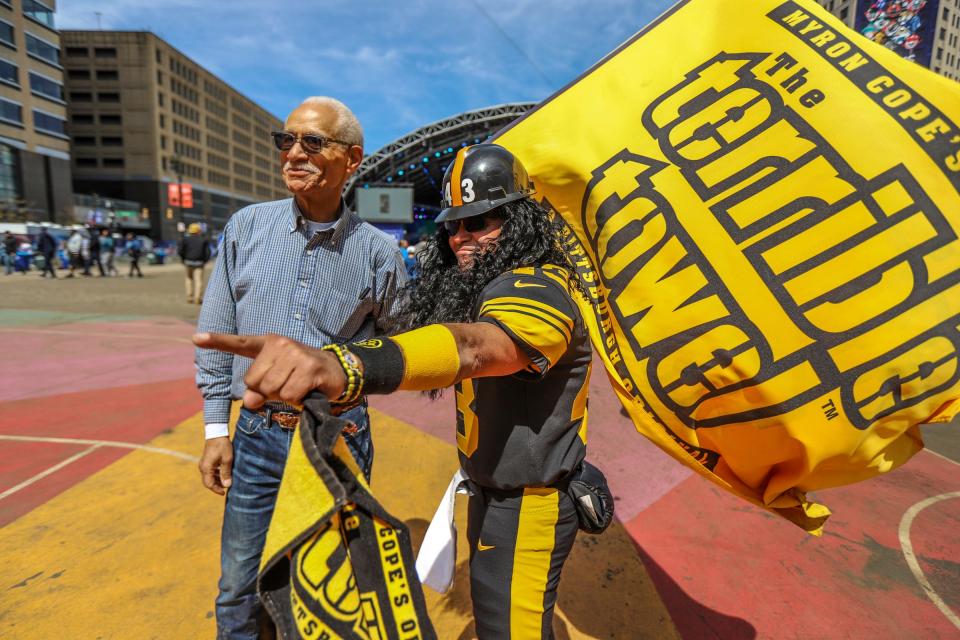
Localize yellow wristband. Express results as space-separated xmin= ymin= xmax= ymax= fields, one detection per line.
xmin=392 ymin=325 xmax=461 ymax=391
xmin=348 ymin=325 xmax=461 ymax=394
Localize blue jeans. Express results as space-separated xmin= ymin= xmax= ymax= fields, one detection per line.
xmin=215 ymin=402 xmax=372 ymax=639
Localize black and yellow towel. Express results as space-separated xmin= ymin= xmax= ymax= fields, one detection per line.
xmin=257 ymin=395 xmax=435 ymax=640
xmin=495 ymin=0 xmax=960 ymax=534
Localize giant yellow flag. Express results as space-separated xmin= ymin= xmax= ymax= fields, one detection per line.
xmin=495 ymin=0 xmax=960 ymax=533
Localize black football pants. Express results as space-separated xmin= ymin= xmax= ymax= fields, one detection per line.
xmin=467 ymin=486 xmax=579 ymax=639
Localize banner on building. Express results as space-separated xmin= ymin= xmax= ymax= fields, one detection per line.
xmin=167 ymin=182 xmax=193 ymax=208
xmin=181 ymin=183 xmax=194 ymax=209
xmin=496 ymin=0 xmax=960 ymax=533
xmin=258 ymin=396 xmax=435 ymax=640
xmin=855 ymin=0 xmax=940 ymax=67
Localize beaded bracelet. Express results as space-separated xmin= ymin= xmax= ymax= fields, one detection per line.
xmin=330 ymin=344 xmax=363 ymax=403
xmin=328 ymin=346 xmax=361 ymax=405
xmin=322 ymin=344 xmax=364 ymax=405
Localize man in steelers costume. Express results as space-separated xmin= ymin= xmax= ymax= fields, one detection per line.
xmin=195 ymin=143 xmax=598 ymax=639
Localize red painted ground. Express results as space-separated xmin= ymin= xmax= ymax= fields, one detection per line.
xmin=0 ymin=446 xmax=131 ymax=526
xmin=0 ymin=313 xmax=201 ymax=527
xmin=0 ymin=441 xmax=87 ymax=489
xmin=0 ymin=376 xmax=200 ymax=440
xmin=625 ymin=450 xmax=960 ymax=639
xmin=910 ymin=496 xmax=960 ymax=618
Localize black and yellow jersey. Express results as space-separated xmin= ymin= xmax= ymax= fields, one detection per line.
xmin=455 ymin=264 xmax=592 ymax=491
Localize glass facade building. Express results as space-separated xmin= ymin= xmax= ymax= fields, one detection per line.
xmin=0 ymin=0 xmax=71 ymax=223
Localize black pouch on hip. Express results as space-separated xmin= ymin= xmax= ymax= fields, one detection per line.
xmin=566 ymin=460 xmax=615 ymax=534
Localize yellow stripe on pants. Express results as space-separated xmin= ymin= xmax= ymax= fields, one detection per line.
xmin=510 ymin=487 xmax=559 ymax=639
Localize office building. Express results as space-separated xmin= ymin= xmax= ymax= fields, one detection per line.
xmin=0 ymin=0 xmax=72 ymax=223
xmin=817 ymin=0 xmax=960 ymax=81
xmin=61 ymin=30 xmax=287 ymax=240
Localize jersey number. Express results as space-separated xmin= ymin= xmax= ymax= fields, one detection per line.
xmin=455 ymin=382 xmax=478 ymax=457
xmin=444 ymin=178 xmax=476 ymax=206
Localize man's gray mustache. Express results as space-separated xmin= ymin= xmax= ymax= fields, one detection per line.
xmin=283 ymin=163 xmax=318 ymax=173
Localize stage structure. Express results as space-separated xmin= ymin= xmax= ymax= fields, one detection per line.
xmin=345 ymin=103 xmax=534 ymax=222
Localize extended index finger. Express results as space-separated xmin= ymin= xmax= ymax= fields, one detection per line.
xmin=193 ymin=332 xmax=266 ymax=358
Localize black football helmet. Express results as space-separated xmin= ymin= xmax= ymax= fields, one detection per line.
xmin=435 ymin=143 xmax=535 ymax=223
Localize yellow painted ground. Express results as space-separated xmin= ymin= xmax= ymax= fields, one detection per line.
xmin=0 ymin=408 xmax=677 ymax=639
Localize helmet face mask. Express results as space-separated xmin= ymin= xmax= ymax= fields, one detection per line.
xmin=436 ymin=144 xmax=535 ymax=223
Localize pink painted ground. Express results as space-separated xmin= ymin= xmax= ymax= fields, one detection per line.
xmin=0 ymin=318 xmax=196 ymax=402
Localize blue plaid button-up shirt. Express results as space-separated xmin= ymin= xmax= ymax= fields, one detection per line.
xmin=195 ymin=198 xmax=408 ymax=424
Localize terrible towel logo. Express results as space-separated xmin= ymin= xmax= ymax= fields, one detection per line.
xmin=291 ymin=518 xmax=386 ymax=640
xmin=580 ymin=51 xmax=960 ymax=437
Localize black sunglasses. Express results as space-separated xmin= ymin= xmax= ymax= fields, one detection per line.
xmin=443 ymin=213 xmax=500 ymax=235
xmin=270 ymin=131 xmax=353 ymax=154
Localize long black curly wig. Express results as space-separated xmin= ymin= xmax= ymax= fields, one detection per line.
xmin=397 ymin=197 xmax=580 ymax=332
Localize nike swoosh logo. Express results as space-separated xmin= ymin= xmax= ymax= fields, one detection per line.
xmin=514 ymin=281 xmax=547 ymax=289
xmin=477 ymin=541 xmax=496 ymax=551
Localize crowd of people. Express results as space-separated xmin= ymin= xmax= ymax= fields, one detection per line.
xmin=2 ymin=227 xmax=154 ymax=279
xmin=3 ymin=221 xmax=420 ymax=337
xmin=2 ymin=224 xmax=228 ymax=307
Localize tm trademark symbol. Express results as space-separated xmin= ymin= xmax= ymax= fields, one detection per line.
xmin=821 ymin=398 xmax=839 ymax=421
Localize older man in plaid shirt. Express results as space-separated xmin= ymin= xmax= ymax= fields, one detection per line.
xmin=194 ymin=96 xmax=407 ymax=639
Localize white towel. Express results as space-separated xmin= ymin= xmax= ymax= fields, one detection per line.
xmin=415 ymin=467 xmax=472 ymax=593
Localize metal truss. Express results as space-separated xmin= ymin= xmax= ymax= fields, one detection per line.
xmin=345 ymin=102 xmax=535 ymax=201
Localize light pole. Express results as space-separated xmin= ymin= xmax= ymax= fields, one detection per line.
xmin=104 ymin=199 xmax=115 ymax=231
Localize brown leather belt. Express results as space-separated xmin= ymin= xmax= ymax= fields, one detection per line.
xmin=256 ymin=407 xmax=300 ymax=430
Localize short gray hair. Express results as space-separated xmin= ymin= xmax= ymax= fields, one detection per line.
xmin=300 ymin=96 xmax=364 ymax=149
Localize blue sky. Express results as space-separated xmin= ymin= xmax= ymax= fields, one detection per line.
xmin=58 ymin=0 xmax=671 ymax=151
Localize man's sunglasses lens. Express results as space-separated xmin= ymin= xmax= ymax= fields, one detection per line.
xmin=271 ymin=132 xmax=326 ymax=153
xmin=271 ymin=132 xmax=294 ymax=150
xmin=300 ymin=135 xmax=326 ymax=153
xmin=444 ymin=216 xmax=489 ymax=234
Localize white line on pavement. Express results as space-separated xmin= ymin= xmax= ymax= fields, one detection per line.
xmin=898 ymin=492 xmax=960 ymax=632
